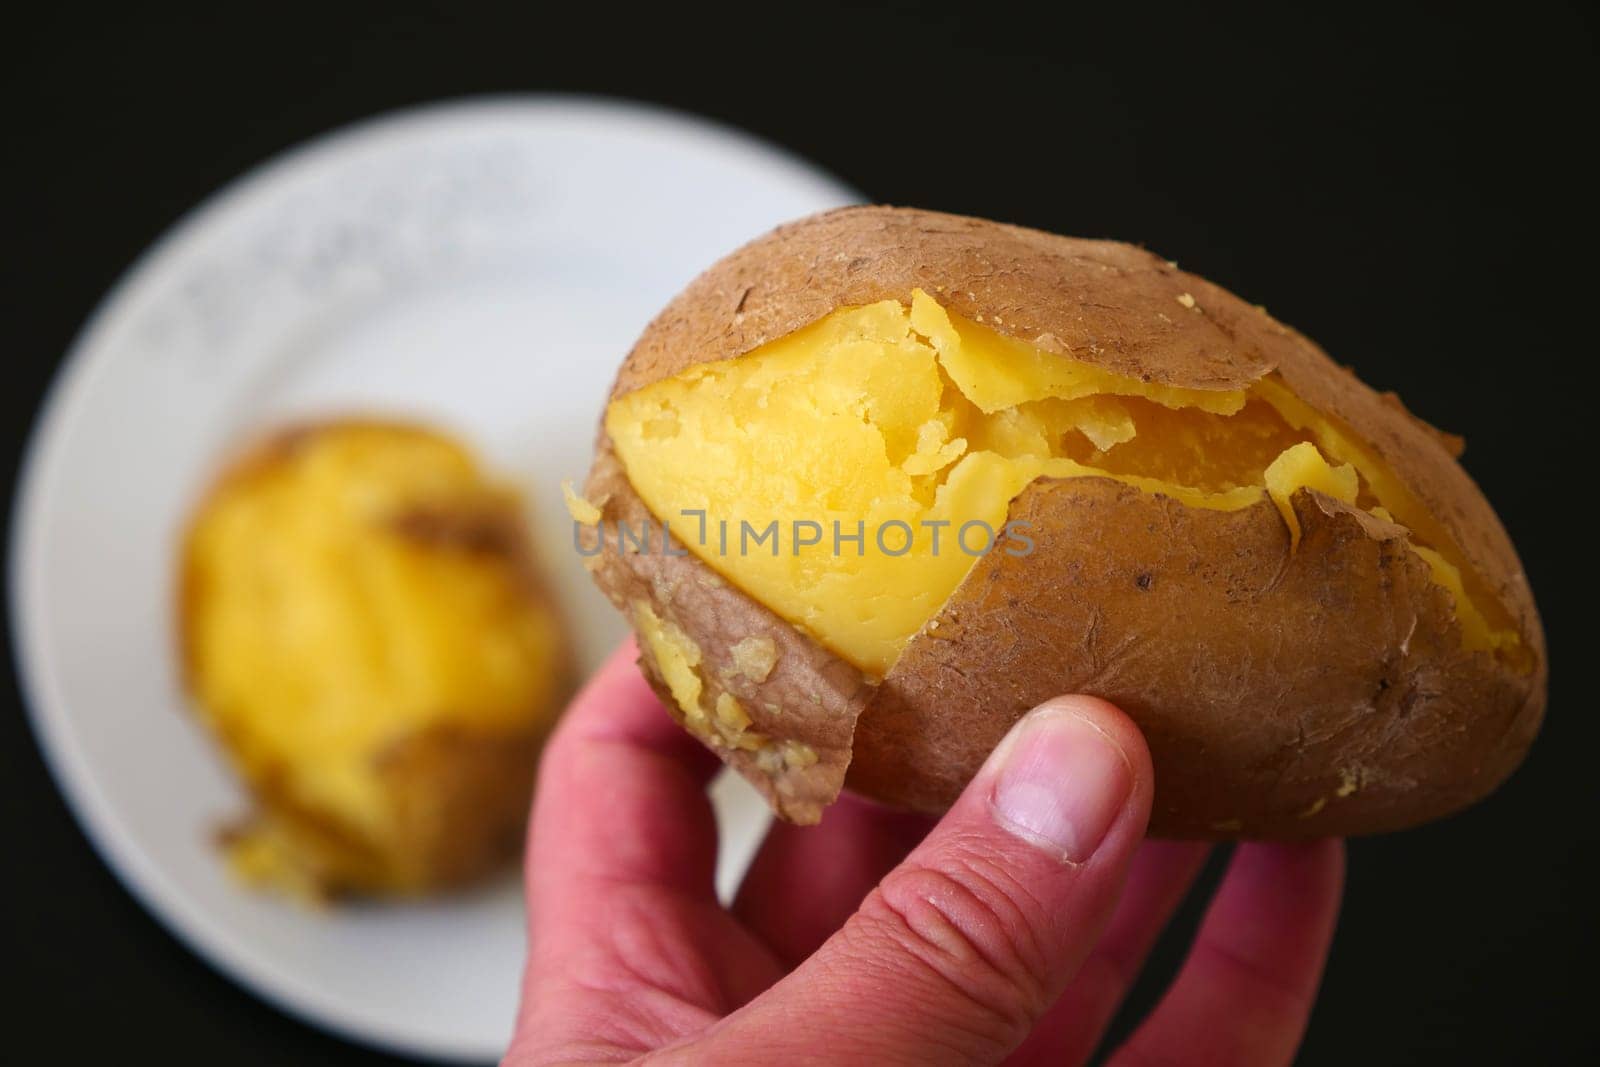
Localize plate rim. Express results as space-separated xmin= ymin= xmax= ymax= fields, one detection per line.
xmin=8 ymin=92 xmax=859 ymax=1064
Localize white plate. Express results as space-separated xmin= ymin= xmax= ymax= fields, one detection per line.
xmin=9 ymin=96 xmax=858 ymax=1063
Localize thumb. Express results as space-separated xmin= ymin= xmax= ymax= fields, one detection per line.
xmin=683 ymin=696 xmax=1154 ymax=1066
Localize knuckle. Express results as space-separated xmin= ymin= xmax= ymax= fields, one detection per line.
xmin=860 ymin=838 xmax=1054 ymax=1033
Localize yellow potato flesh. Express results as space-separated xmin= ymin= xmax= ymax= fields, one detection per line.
xmin=185 ymin=425 xmax=562 ymax=884
xmin=606 ymin=291 xmax=1516 ymax=676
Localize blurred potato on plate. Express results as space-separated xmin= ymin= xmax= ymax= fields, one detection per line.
xmin=179 ymin=419 xmax=570 ymax=899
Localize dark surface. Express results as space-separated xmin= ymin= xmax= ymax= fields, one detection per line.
xmin=4 ymin=4 xmax=1594 ymax=1064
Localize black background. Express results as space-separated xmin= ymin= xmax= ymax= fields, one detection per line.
xmin=4 ymin=4 xmax=1595 ymax=1064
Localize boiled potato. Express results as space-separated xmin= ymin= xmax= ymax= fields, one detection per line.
xmin=181 ymin=420 xmax=568 ymax=897
xmin=578 ymin=206 xmax=1545 ymax=838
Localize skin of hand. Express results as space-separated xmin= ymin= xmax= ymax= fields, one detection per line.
xmin=505 ymin=642 xmax=1344 ymax=1066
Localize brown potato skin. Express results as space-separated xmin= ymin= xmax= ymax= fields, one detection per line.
xmin=854 ymin=486 xmax=1541 ymax=837
xmin=586 ymin=206 xmax=1546 ymax=837
xmin=181 ymin=420 xmax=569 ymax=894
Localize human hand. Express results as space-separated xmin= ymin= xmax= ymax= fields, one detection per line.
xmin=505 ymin=642 xmax=1344 ymax=1066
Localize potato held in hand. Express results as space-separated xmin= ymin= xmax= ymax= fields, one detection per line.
xmin=182 ymin=421 xmax=569 ymax=897
xmin=579 ymin=206 xmax=1545 ymax=838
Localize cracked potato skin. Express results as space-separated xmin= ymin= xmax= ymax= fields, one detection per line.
xmin=584 ymin=205 xmax=1545 ymax=838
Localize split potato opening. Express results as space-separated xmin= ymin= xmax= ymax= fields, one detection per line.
xmin=606 ymin=289 xmax=1522 ymax=679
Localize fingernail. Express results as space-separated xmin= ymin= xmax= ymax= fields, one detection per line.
xmin=988 ymin=702 xmax=1133 ymax=864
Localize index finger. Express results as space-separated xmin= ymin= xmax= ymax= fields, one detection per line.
xmin=525 ymin=640 xmax=722 ymax=913
xmin=511 ymin=643 xmax=741 ymax=1061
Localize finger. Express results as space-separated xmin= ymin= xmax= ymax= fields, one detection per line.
xmin=1107 ymin=839 xmax=1345 ymax=1067
xmin=733 ymin=793 xmax=934 ymax=966
xmin=673 ymin=694 xmax=1155 ymax=1066
xmin=511 ymin=643 xmax=758 ymax=1062
xmin=1007 ymin=840 xmax=1211 ymax=1066
xmin=525 ymin=639 xmax=722 ymax=920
